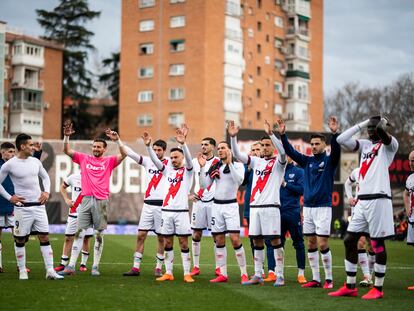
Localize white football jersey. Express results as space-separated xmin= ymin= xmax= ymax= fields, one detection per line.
xmin=64 ymin=172 xmax=82 ymax=216
xmin=140 ymin=156 xmax=170 ymax=201
xmin=192 ymin=156 xmax=220 ymax=201
xmin=211 ymin=162 xmax=245 ymax=200
xmin=406 ymin=173 xmax=414 ymax=223
xmin=162 ymin=166 xmax=194 ymax=210
xmin=356 ymin=138 xmax=398 ymax=197
xmin=249 ymin=156 xmax=286 ymax=206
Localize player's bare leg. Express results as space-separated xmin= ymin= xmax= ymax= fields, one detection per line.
xmin=80 ymin=235 xmax=91 ymax=271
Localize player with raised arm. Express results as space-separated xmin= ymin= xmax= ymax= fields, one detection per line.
xmin=330 ymin=116 xmax=398 ymax=299
xmin=190 ymin=137 xmax=219 ymax=277
xmin=60 ymin=123 xmax=126 ymax=276
xmin=229 ymin=120 xmax=287 ymax=286
xmin=404 ymin=150 xmax=414 ymax=291
xmin=122 ymin=139 xmax=169 ymax=278
xmin=54 ymin=172 xmax=93 ymax=272
xmin=143 ymin=125 xmax=194 ymax=283
xmin=279 ymin=116 xmax=340 ymax=289
xmin=198 ymin=136 xmax=248 ymax=284
xmin=344 ymin=167 xmax=375 ymax=286
xmin=0 ymin=134 xmax=62 ymax=280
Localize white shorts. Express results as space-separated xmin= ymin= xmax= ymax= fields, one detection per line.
xmin=348 ymin=199 xmax=394 ymax=239
xmin=160 ymin=210 xmax=192 ymax=236
xmin=249 ymin=206 xmax=281 ymax=238
xmin=407 ymin=222 xmax=414 ymax=245
xmin=211 ymin=202 xmax=240 ymax=234
xmin=138 ymin=202 xmax=162 ymax=234
xmin=13 ymin=205 xmax=49 ymax=237
xmin=191 ymin=200 xmax=213 ymax=230
xmin=65 ymin=215 xmax=94 ymax=236
xmin=0 ymin=214 xmax=15 ymax=229
xmin=303 ymin=207 xmax=332 ymax=237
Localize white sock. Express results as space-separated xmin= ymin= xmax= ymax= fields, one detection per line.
xmin=81 ymin=251 xmax=89 ymax=266
xmin=321 ymin=248 xmax=332 ymax=281
xmin=156 ymin=253 xmax=164 ymax=270
xmin=275 ymin=246 xmax=285 ymax=278
xmin=92 ymin=234 xmax=104 ymax=269
xmin=133 ymin=251 xmax=143 ymax=269
xmin=358 ymin=251 xmax=370 ymax=278
xmin=60 ymin=255 xmax=69 ymax=266
xmin=14 ymin=243 xmax=26 ymax=272
xmin=165 ymin=248 xmax=174 ymax=275
xmin=69 ymin=233 xmax=85 ymax=267
xmin=298 ymin=268 xmax=305 ymax=276
xmin=374 ymin=263 xmax=386 ymax=288
xmin=368 ymin=252 xmax=375 ymax=275
xmin=254 ymin=248 xmax=264 ymax=277
xmin=181 ymin=249 xmax=191 ymax=275
xmin=216 ymin=246 xmax=227 ymax=276
xmin=308 ymin=249 xmax=320 ymax=282
xmin=40 ymin=244 xmax=54 ymax=270
xmin=345 ymin=259 xmax=357 ymax=284
xmin=192 ymin=239 xmax=201 ymax=268
xmin=234 ymin=245 xmax=247 ymax=276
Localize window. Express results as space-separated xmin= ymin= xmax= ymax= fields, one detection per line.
xmin=138 ymin=91 xmax=153 ymax=103
xmin=274 ymin=16 xmax=284 ymax=28
xmin=140 ymin=20 xmax=154 ymax=32
xmin=298 ymin=84 xmax=308 ymax=100
xmin=265 ymin=12 xmax=271 ymax=21
xmin=248 ymin=28 xmax=254 ymax=38
xmin=169 ymin=88 xmax=185 ymax=100
xmin=170 ymin=16 xmax=185 ymax=28
xmin=4 ymin=43 xmax=9 ymax=56
xmin=257 ymin=21 xmax=262 ymax=31
xmin=170 ymin=39 xmax=185 ymax=52
xmin=274 ymin=38 xmax=283 ymax=48
xmin=247 ymin=52 xmax=253 ymax=60
xmin=13 ymin=44 xmax=22 ymax=55
xmin=256 ymin=89 xmax=261 ymax=98
xmin=170 ymin=0 xmax=185 ymax=3
xmin=257 ymin=66 xmax=261 ymax=76
xmin=287 ymin=63 xmax=294 ymax=70
xmin=256 ymin=111 xmax=261 ymax=120
xmin=274 ymin=59 xmax=283 ymax=69
xmin=139 ymin=0 xmax=155 ymax=8
xmin=139 ymin=43 xmax=154 ymax=55
xmin=168 ymin=112 xmax=184 ymax=127
xmin=264 ymin=101 xmax=269 ymax=109
xmin=137 ymin=114 xmax=153 ymax=126
xmin=169 ymin=64 xmax=185 ymax=76
xmin=265 ymin=34 xmax=270 ymax=42
xmin=257 ymin=44 xmax=261 ymax=53
xmin=226 ymin=0 xmax=240 ymax=16
xmin=287 ymin=84 xmax=294 ymax=98
xmin=257 ymin=0 xmax=262 ymax=8
xmin=298 ymin=46 xmax=308 ymax=58
xmin=138 ymin=66 xmax=154 ymax=78
xmin=248 ymin=75 xmax=253 ymax=84
xmin=274 ymin=82 xmax=283 ymax=93
xmin=265 ymin=56 xmax=270 ymax=64
xmin=274 ymin=104 xmax=283 ymax=115
xmin=248 ymin=7 xmax=253 ymax=15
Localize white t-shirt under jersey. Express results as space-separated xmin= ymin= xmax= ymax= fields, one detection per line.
xmin=356 ymin=138 xmax=398 ymax=197
xmin=0 ymin=156 xmax=50 ymax=202
xmin=248 ymin=156 xmax=286 ymax=206
xmin=406 ymin=173 xmax=414 ymax=223
xmin=192 ymin=156 xmax=219 ymax=201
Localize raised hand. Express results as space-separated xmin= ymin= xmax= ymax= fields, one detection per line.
xmin=105 ymin=128 xmax=120 ymax=141
xmin=223 ymin=149 xmax=233 ymax=164
xmin=264 ymin=119 xmax=272 ymax=135
xmin=141 ymin=131 xmax=152 ymax=146
xmin=275 ymin=118 xmax=286 ymax=135
xmin=227 ymin=120 xmax=239 ymax=137
xmin=180 ymin=124 xmax=189 ymax=139
xmin=197 ymin=153 xmax=206 ymax=167
xmin=175 ymin=127 xmax=186 ymax=144
xmin=328 ymin=116 xmax=339 ymax=134
xmin=63 ymin=121 xmax=75 ymax=136
xmin=33 ymin=141 xmax=42 ymax=152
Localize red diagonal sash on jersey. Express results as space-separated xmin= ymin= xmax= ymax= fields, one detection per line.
xmin=70 ymin=193 xmax=83 ymax=213
xmin=145 ymin=159 xmax=168 ymax=198
xmin=250 ymin=159 xmax=275 ymax=203
xmin=163 ymin=167 xmax=185 ymax=207
xmin=359 ymin=143 xmax=382 ymax=180
xmin=197 ymin=158 xmax=220 ymax=199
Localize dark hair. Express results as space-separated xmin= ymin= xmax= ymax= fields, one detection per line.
xmin=310 ymin=133 xmax=326 ymax=142
xmin=93 ymin=138 xmax=107 ymax=148
xmin=218 ymin=141 xmax=230 ymax=149
xmin=260 ymin=135 xmax=271 ymax=141
xmin=1 ymin=142 xmax=15 ymax=150
xmin=15 ymin=133 xmax=32 ymax=151
xmin=153 ymin=139 xmax=167 ymax=150
xmin=202 ymin=137 xmax=216 ymax=147
xmin=170 ymin=147 xmax=183 ymax=154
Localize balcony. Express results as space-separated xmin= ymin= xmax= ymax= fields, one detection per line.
xmin=10 ymin=101 xmax=43 ymax=112
xmin=286 ymin=70 xmax=310 ymax=80
xmin=11 ymin=80 xmax=44 ymax=91
xmin=12 ymin=54 xmax=44 ymax=68
xmin=286 ymin=27 xmax=310 ymax=40
xmin=284 ymin=0 xmax=311 ymax=18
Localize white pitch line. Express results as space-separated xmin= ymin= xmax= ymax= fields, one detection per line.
xmin=3 ymin=261 xmax=414 ymax=270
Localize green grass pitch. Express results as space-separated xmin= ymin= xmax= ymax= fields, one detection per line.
xmin=0 ymin=234 xmax=413 ymax=311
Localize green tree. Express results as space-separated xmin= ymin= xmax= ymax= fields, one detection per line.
xmin=36 ymin=0 xmax=100 ymax=138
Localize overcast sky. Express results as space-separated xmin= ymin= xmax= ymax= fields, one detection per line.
xmin=1 ymin=0 xmax=413 ymax=95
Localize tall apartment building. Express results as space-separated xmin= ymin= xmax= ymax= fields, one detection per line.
xmin=2 ymin=24 xmax=64 ymax=139
xmin=120 ymin=0 xmax=323 ymax=143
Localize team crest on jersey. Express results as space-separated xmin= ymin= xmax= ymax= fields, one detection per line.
xmin=309 ymin=164 xmax=313 ymax=168
xmin=289 ymin=174 xmax=295 ymax=178
xmin=319 ymin=162 xmax=325 ymax=168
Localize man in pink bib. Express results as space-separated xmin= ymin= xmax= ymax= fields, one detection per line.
xmin=60 ymin=122 xmax=126 ymax=276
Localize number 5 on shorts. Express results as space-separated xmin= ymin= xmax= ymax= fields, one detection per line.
xmin=211 ymin=217 xmax=215 ymax=226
